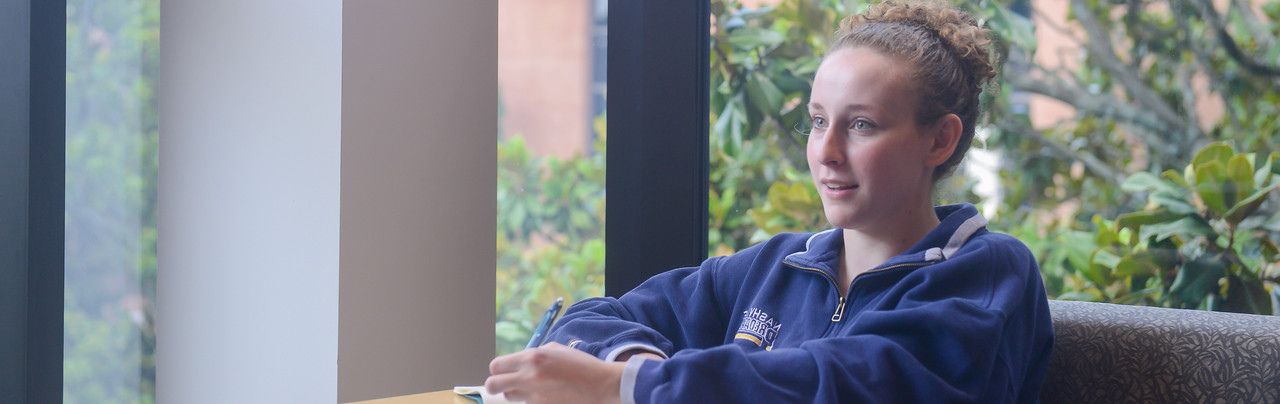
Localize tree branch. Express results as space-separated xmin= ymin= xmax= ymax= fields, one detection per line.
xmin=1004 ymin=68 xmax=1181 ymax=160
xmin=1231 ymin=0 xmax=1276 ymax=52
xmin=1191 ymin=0 xmax=1280 ymax=77
xmin=1029 ymin=5 xmax=1083 ymax=48
xmin=1069 ymin=0 xmax=1188 ymax=130
xmin=1176 ymin=62 xmax=1204 ymax=146
xmin=997 ymin=118 xmax=1126 ymax=186
xmin=1173 ymin=0 xmax=1227 ymax=149
xmin=1125 ymin=0 xmax=1144 ymax=72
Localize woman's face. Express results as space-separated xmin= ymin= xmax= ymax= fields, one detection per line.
xmin=806 ymin=47 xmax=942 ymax=230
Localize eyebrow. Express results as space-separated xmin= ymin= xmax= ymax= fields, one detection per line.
xmin=806 ymin=103 xmax=876 ymax=114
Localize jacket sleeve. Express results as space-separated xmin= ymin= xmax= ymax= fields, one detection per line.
xmin=623 ymin=238 xmax=1054 ymax=403
xmin=543 ymin=256 xmax=734 ymax=361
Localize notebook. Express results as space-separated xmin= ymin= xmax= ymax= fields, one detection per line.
xmin=452 ymin=385 xmax=523 ymax=404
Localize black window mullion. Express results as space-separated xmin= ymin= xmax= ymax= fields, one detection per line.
xmin=605 ymin=0 xmax=710 ymax=297
xmin=0 ymin=0 xmax=66 ymax=401
xmin=0 ymin=0 xmax=33 ymax=398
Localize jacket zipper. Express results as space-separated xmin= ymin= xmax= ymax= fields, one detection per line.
xmin=831 ymin=297 xmax=847 ymax=322
xmin=782 ymin=263 xmax=845 ymax=321
xmin=784 ymin=260 xmax=936 ymax=323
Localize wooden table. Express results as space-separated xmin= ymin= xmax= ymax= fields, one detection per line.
xmin=348 ymin=390 xmax=473 ymax=404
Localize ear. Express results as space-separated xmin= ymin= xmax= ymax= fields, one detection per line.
xmin=925 ymin=113 xmax=963 ymax=168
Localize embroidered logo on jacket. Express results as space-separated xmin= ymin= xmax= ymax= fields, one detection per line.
xmin=735 ymin=307 xmax=781 ymax=351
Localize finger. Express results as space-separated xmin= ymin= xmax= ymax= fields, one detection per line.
xmin=489 ymin=351 xmax=526 ymax=375
xmin=502 ymin=389 xmax=530 ymax=402
xmin=537 ymin=342 xmax=575 ymax=357
xmin=483 ymin=372 xmax=522 ymax=394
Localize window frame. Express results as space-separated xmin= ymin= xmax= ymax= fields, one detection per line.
xmin=0 ymin=0 xmax=66 ymax=401
xmin=604 ymin=0 xmax=711 ymax=297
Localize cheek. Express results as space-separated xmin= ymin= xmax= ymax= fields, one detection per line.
xmin=849 ymin=141 xmax=910 ymax=179
xmin=805 ymin=138 xmax=824 ymax=169
xmin=877 ymin=143 xmax=933 ymax=183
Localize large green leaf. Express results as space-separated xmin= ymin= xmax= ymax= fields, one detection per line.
xmin=1169 ymin=254 xmax=1226 ymax=309
xmin=1226 ymin=154 xmax=1255 ymax=206
xmin=1262 ymin=238 xmax=1280 ymax=261
xmin=1219 ymin=273 xmax=1273 ymax=315
xmin=1113 ymin=251 xmax=1160 ymax=278
xmin=1151 ymin=193 xmax=1197 ymax=215
xmin=1162 ymin=169 xmax=1191 ymax=190
xmin=746 ymin=72 xmax=785 ymax=118
xmin=1121 ymin=171 xmax=1167 ymax=193
xmin=727 ymin=27 xmax=786 ymax=50
xmin=1223 ymin=182 xmax=1280 ymax=226
xmin=1184 ymin=164 xmax=1198 ymax=192
xmin=1093 ymin=215 xmax=1129 ymax=246
xmin=1191 ymin=141 xmax=1234 ymax=167
xmin=1255 ymin=152 xmax=1276 ymax=187
xmin=1115 ymin=209 xmax=1185 ymax=234
xmin=1085 ymin=249 xmax=1119 ymax=286
xmin=792 ymin=56 xmax=822 ymax=76
xmin=1142 ymin=216 xmax=1215 ymax=242
xmin=714 ymin=96 xmax=748 ymax=156
xmin=1194 ymin=162 xmax=1228 ymax=215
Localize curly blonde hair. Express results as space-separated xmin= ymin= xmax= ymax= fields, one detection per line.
xmin=831 ymin=0 xmax=998 ymax=179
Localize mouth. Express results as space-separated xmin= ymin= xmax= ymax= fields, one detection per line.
xmin=821 ymin=180 xmax=858 ymax=191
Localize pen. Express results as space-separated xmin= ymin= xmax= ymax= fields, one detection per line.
xmin=526 ymin=297 xmax=564 ymax=349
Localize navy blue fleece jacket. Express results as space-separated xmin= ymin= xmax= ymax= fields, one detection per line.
xmin=543 ymin=204 xmax=1054 ymax=403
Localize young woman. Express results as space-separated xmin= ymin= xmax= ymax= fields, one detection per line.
xmin=485 ymin=2 xmax=1054 ymax=402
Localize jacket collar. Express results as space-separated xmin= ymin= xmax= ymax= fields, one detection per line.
xmin=781 ymin=204 xmax=987 ymax=278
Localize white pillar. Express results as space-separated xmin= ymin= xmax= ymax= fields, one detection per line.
xmin=159 ymin=1 xmax=495 ymax=402
xmin=158 ymin=1 xmax=343 ymax=402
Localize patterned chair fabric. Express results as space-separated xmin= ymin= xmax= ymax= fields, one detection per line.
xmin=1041 ymin=300 xmax=1280 ymax=403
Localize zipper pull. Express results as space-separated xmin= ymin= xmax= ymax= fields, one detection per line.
xmin=831 ymin=296 xmax=846 ymax=322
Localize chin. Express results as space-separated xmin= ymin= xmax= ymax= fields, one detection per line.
xmin=822 ymin=208 xmax=857 ymax=229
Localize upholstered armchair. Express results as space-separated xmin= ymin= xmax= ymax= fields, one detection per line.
xmin=1041 ymin=300 xmax=1280 ymax=403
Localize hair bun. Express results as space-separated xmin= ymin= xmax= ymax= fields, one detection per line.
xmin=840 ymin=0 xmax=996 ymax=87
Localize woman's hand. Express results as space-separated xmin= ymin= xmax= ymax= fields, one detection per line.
xmin=485 ymin=342 xmax=627 ymax=404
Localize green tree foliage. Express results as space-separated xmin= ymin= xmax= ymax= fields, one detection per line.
xmin=709 ymin=0 xmax=837 ymax=255
xmin=1061 ymin=145 xmax=1280 ymax=313
xmin=495 ymin=118 xmax=607 ymax=355
xmin=64 ymin=0 xmax=159 ymax=402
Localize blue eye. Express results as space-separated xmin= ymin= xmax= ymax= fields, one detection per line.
xmin=812 ymin=116 xmax=828 ymax=129
xmin=852 ymin=119 xmax=875 ymax=131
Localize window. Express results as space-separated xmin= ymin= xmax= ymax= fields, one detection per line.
xmin=63 ymin=0 xmax=159 ymax=402
xmin=496 ymin=0 xmax=608 ymax=355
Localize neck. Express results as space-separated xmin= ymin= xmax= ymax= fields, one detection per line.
xmin=837 ymin=197 xmax=939 ymax=294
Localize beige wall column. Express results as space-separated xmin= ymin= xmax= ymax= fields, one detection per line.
xmin=339 ymin=1 xmax=497 ymax=402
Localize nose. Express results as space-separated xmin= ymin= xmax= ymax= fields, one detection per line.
xmin=815 ymin=129 xmax=845 ymax=167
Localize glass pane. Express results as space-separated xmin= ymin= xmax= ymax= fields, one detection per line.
xmin=709 ymin=0 xmax=1279 ymax=313
xmin=496 ymin=0 xmax=608 ymax=355
xmin=708 ymin=0 xmax=826 ymax=256
xmin=64 ymin=0 xmax=159 ymax=402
